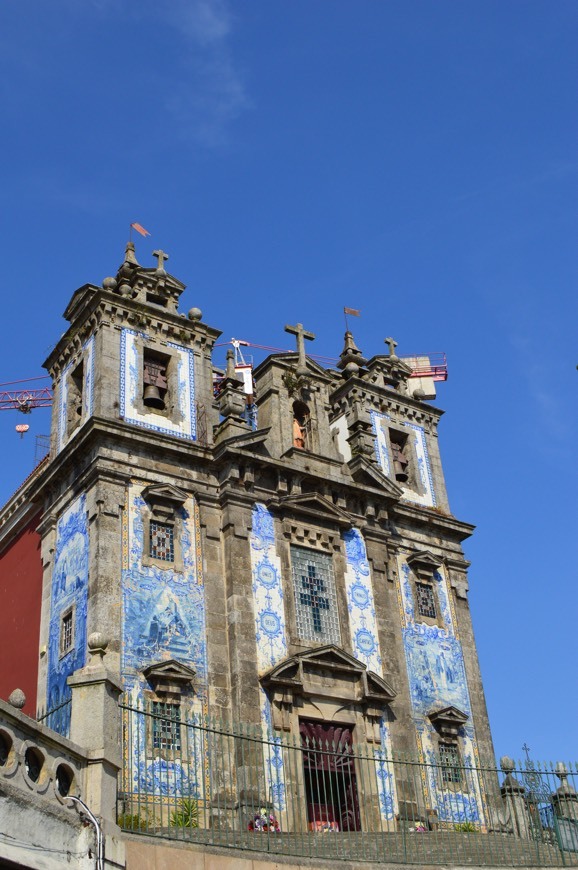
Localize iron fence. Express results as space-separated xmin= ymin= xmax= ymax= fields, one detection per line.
xmin=118 ymin=699 xmax=578 ymax=866
xmin=37 ymin=696 xmax=72 ymax=738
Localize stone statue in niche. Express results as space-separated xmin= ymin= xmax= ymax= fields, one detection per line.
xmin=292 ymin=400 xmax=310 ymax=450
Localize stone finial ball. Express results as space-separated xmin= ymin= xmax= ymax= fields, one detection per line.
xmin=118 ymin=283 xmax=132 ymax=297
xmin=88 ymin=632 xmax=109 ymax=652
xmin=102 ymin=277 xmax=118 ymax=291
xmin=188 ymin=307 xmax=202 ymax=321
xmin=413 ymin=388 xmax=426 ymax=400
xmin=500 ymin=756 xmax=515 ymax=773
xmin=344 ymin=362 xmax=359 ymax=376
xmin=8 ymin=688 xmax=26 ymax=709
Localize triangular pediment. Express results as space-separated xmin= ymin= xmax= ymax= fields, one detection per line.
xmin=407 ymin=550 xmax=443 ymax=573
xmin=253 ymin=353 xmax=333 ymax=384
xmin=142 ymin=658 xmax=196 ymax=694
xmin=142 ymin=483 xmax=189 ymax=506
xmin=261 ymin=644 xmax=396 ymax=704
xmin=348 ymin=455 xmax=403 ymax=499
xmin=430 ymin=704 xmax=468 ymax=722
xmin=429 ymin=705 xmax=469 ymax=736
xmin=277 ymin=353 xmax=332 ymax=381
xmin=143 ymin=659 xmax=196 ymax=681
xmin=269 ymin=493 xmax=353 ymax=528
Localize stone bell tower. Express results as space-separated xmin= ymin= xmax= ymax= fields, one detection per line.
xmin=37 ymin=242 xmax=221 ymax=724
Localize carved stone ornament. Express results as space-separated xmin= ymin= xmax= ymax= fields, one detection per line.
xmin=428 ymin=705 xmax=469 ymax=739
xmin=261 ymin=645 xmax=396 ymax=732
xmin=142 ymin=659 xmax=196 ymax=696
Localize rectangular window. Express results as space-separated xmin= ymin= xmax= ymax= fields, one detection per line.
xmin=292 ymin=546 xmax=341 ymax=645
xmin=60 ymin=609 xmax=74 ymax=657
xmin=439 ymin=742 xmax=462 ymax=784
xmin=152 ymin=701 xmax=181 ymax=751
xmin=416 ymin=582 xmax=437 ymax=619
xmin=150 ymin=521 xmax=175 ymax=562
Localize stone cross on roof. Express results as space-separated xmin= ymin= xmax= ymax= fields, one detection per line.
xmin=384 ymin=336 xmax=399 ymax=360
xmin=285 ymin=322 xmax=315 ymax=375
xmin=153 ymin=249 xmax=169 ymax=273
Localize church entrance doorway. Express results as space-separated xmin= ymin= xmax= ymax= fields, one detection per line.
xmin=299 ymin=719 xmax=361 ymax=832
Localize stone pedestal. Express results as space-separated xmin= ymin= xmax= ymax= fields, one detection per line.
xmin=68 ymin=633 xmax=125 ymax=868
xmin=499 ymin=757 xmax=531 ymax=839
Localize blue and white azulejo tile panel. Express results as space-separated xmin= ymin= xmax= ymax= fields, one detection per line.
xmin=373 ymin=721 xmax=396 ymax=821
xmin=370 ymin=410 xmax=436 ymax=507
xmin=250 ymin=503 xmax=288 ymax=674
xmin=342 ymin=528 xmax=382 ymax=673
xmin=250 ymin=504 xmax=288 ymax=813
xmin=47 ymin=495 xmax=89 ymax=734
xmin=343 ymin=527 xmax=396 ymax=820
xmin=397 ymin=555 xmax=470 ymax=717
xmin=121 ymin=483 xmax=207 ymax=690
xmin=396 ymin=553 xmax=483 ymax=824
xmin=121 ymin=483 xmax=207 ymax=799
xmin=119 ymin=329 xmax=196 ymax=440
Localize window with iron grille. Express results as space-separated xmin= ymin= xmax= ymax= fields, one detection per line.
xmin=439 ymin=742 xmax=462 ymax=784
xmin=150 ymin=522 xmax=175 ymax=562
xmin=416 ymin=582 xmax=437 ymax=619
xmin=152 ymin=701 xmax=181 ymax=751
xmin=60 ymin=610 xmax=74 ymax=657
xmin=292 ymin=546 xmax=341 ymax=645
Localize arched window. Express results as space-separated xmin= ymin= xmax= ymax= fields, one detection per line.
xmin=292 ymin=400 xmax=311 ymax=450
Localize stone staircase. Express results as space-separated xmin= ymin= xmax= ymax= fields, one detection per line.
xmin=141 ymin=828 xmax=578 ymax=866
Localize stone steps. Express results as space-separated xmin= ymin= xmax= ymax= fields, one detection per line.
xmin=141 ymin=829 xmax=578 ymax=866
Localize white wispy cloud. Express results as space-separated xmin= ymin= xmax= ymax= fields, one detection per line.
xmin=56 ymin=0 xmax=249 ymax=146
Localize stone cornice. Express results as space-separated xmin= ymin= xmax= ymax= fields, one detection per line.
xmin=392 ymin=502 xmax=475 ymax=542
xmin=330 ymin=373 xmax=444 ymax=422
xmin=44 ymin=286 xmax=222 ymax=375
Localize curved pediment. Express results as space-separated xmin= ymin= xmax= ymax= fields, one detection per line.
xmin=268 ymin=493 xmax=353 ymax=528
xmin=261 ymin=644 xmax=396 ymax=705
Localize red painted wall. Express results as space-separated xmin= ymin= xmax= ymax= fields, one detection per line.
xmin=0 ymin=513 xmax=43 ymax=716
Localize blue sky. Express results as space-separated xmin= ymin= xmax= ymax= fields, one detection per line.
xmin=1 ymin=1 xmax=576 ymax=763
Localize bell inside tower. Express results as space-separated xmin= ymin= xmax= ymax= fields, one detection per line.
xmin=143 ymin=351 xmax=169 ymax=410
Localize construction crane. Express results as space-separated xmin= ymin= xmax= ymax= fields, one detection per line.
xmin=0 ymin=377 xmax=53 ymax=414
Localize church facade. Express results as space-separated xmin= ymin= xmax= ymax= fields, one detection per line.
xmin=0 ymin=243 xmax=496 ymax=832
